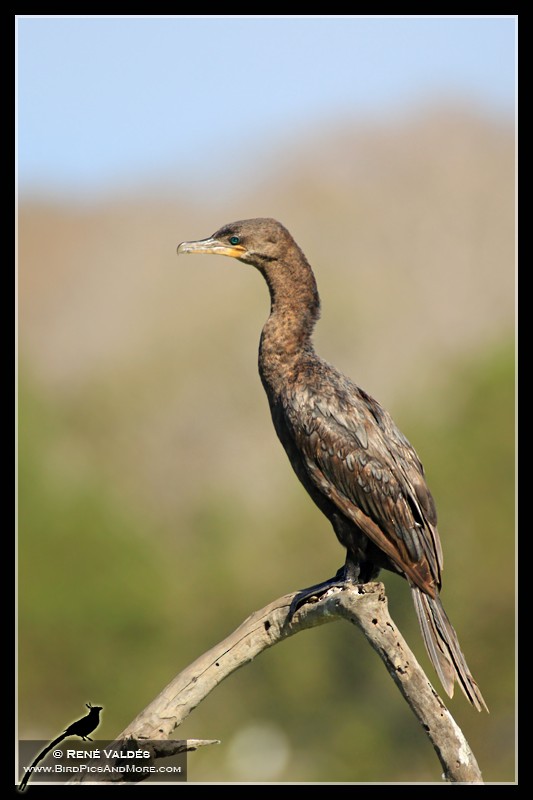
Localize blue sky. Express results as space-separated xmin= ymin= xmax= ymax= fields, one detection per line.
xmin=16 ymin=15 xmax=516 ymax=198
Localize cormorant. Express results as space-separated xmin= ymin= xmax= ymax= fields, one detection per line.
xmin=177 ymin=218 xmax=487 ymax=711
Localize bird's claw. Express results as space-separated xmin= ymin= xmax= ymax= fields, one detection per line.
xmin=288 ymin=574 xmax=348 ymax=620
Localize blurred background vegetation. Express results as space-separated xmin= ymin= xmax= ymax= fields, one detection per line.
xmin=17 ymin=15 xmax=515 ymax=784
xmin=18 ymin=106 xmax=515 ymax=782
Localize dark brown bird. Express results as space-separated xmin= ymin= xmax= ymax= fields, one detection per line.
xmin=177 ymin=218 xmax=487 ymax=711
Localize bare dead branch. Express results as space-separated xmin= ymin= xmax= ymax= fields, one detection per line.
xmin=73 ymin=582 xmax=483 ymax=784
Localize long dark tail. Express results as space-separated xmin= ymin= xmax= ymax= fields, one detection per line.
xmin=411 ymin=586 xmax=488 ymax=712
xmin=19 ymin=732 xmax=67 ymax=791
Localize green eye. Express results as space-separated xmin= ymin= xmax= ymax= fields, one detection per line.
xmin=229 ymin=236 xmax=240 ymax=245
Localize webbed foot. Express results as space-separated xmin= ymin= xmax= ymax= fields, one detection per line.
xmin=288 ymin=560 xmax=362 ymax=619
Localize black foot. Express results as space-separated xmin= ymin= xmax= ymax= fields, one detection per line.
xmin=288 ymin=562 xmax=360 ymax=619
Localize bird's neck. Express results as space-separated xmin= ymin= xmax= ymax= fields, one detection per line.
xmin=259 ymin=259 xmax=321 ymax=393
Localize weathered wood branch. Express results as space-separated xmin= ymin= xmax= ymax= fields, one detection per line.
xmin=75 ymin=582 xmax=483 ymax=784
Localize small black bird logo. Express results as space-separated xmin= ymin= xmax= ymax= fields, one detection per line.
xmin=18 ymin=702 xmax=103 ymax=791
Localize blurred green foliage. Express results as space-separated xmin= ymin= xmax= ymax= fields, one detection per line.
xmin=18 ymin=340 xmax=514 ymax=782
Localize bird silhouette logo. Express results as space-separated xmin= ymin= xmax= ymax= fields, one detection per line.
xmin=18 ymin=702 xmax=103 ymax=791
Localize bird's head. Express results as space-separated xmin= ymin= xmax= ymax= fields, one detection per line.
xmin=177 ymin=218 xmax=295 ymax=271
